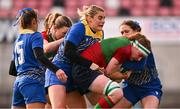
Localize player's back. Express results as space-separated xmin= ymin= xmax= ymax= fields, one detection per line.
xmin=14 ymin=31 xmax=43 ymax=74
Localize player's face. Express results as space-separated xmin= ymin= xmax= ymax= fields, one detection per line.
xmin=131 ymin=46 xmax=144 ymax=61
xmin=53 ymin=26 xmax=69 ymax=40
xmin=120 ymin=25 xmax=136 ymax=38
xmin=88 ymin=11 xmax=105 ymax=32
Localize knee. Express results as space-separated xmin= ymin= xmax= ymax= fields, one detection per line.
xmin=103 ymin=80 xmax=123 ymax=103
xmin=111 ymin=88 xmax=124 ymax=102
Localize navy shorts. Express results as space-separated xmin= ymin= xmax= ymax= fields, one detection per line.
xmin=72 ymin=64 xmax=101 ymax=95
xmin=123 ymin=78 xmax=163 ymax=105
xmin=12 ymin=76 xmax=46 ymax=106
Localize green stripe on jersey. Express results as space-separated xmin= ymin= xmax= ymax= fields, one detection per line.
xmin=100 ymin=37 xmax=130 ymax=63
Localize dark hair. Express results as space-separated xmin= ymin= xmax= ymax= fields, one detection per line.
xmin=17 ymin=8 xmax=38 ymax=29
xmin=55 ymin=16 xmax=72 ymax=28
xmin=120 ymin=20 xmax=141 ymax=32
xmin=129 ymin=34 xmax=151 ymax=52
xmin=44 ymin=12 xmax=72 ymax=36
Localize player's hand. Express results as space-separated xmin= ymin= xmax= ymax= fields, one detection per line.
xmin=56 ymin=69 xmax=67 ymax=83
xmin=90 ymin=63 xmax=99 ymax=70
xmin=123 ymin=70 xmax=132 ymax=79
xmin=129 ymin=32 xmax=141 ymax=38
xmin=98 ymin=67 xmax=106 ymax=74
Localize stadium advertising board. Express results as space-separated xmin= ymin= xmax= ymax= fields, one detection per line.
xmin=104 ymin=17 xmax=180 ymax=43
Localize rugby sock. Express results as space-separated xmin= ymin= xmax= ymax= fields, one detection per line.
xmin=94 ymin=96 xmax=114 ymax=109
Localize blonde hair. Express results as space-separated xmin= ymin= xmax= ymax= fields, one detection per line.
xmin=77 ymin=5 xmax=104 ymax=20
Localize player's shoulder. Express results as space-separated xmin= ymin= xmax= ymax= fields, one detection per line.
xmin=67 ymin=21 xmax=85 ymax=37
xmin=120 ymin=37 xmax=130 ymax=41
xmin=32 ymin=31 xmax=41 ymax=35
xmin=110 ymin=37 xmax=130 ymax=44
xmin=71 ymin=21 xmax=85 ymax=30
xmin=32 ymin=32 xmax=43 ymax=38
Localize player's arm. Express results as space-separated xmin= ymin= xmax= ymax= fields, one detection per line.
xmin=106 ymin=57 xmax=128 ymax=80
xmin=33 ymin=47 xmax=59 ymax=73
xmin=64 ymin=23 xmax=99 ymax=70
xmin=43 ymin=38 xmax=64 ymax=53
xmin=63 ymin=23 xmax=92 ymax=67
xmin=9 ymin=60 xmax=17 ymax=76
xmin=122 ymin=58 xmax=147 ymax=73
xmin=33 ymin=47 xmax=67 ymax=82
xmin=64 ymin=41 xmax=99 ymax=70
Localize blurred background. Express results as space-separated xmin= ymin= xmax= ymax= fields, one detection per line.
xmin=0 ymin=0 xmax=180 ymax=108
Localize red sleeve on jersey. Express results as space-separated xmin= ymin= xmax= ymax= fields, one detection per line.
xmin=41 ymin=31 xmax=48 ymax=40
xmin=113 ymin=45 xmax=131 ymax=64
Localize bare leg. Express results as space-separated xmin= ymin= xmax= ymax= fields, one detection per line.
xmin=66 ymin=90 xmax=87 ymax=108
xmin=86 ymin=92 xmax=104 ymax=106
xmin=26 ymin=102 xmax=45 ymax=109
xmin=141 ymin=95 xmax=159 ymax=108
xmin=112 ymin=97 xmax=132 ymax=108
xmin=12 ymin=105 xmax=26 ymax=109
xmin=89 ymin=75 xmax=123 ymax=104
xmin=45 ymin=95 xmax=51 ymax=109
xmin=48 ymin=85 xmax=66 ymax=108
